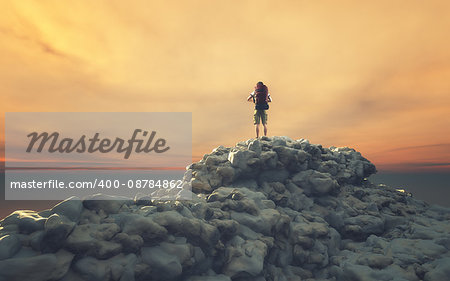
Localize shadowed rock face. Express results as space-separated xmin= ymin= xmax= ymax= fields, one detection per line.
xmin=1 ymin=136 xmax=449 ymax=281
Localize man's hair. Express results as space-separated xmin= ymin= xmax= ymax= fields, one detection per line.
xmin=256 ymin=81 xmax=264 ymax=87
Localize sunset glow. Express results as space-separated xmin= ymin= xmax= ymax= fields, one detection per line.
xmin=1 ymin=0 xmax=450 ymax=172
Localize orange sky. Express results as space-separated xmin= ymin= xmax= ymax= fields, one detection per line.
xmin=1 ymin=0 xmax=450 ymax=172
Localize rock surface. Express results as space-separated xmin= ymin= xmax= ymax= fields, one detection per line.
xmin=1 ymin=136 xmax=449 ymax=281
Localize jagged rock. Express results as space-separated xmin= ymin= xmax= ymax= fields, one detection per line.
xmin=387 ymin=238 xmax=447 ymax=265
xmin=217 ymin=165 xmax=235 ymax=185
xmin=291 ymin=221 xmax=329 ymax=240
xmin=115 ymin=213 xmax=167 ymax=241
xmin=29 ymin=230 xmax=45 ymax=251
xmin=82 ymin=194 xmax=133 ymax=214
xmin=292 ymin=170 xmax=340 ymax=196
xmin=0 ymin=249 xmax=73 ymax=281
xmin=65 ymin=223 xmax=122 ymax=259
xmin=0 ymin=235 xmax=21 ymax=260
xmin=230 ymin=208 xmax=280 ymax=236
xmin=74 ymin=256 xmax=111 ymax=281
xmin=341 ymin=263 xmax=419 ymax=281
xmin=223 ymin=236 xmax=267 ymax=278
xmin=343 ymin=215 xmax=385 ymax=240
xmin=141 ymin=241 xmax=194 ymax=280
xmin=247 ymin=139 xmax=262 ymax=156
xmin=185 ymin=274 xmax=231 ymax=281
xmin=424 ymin=257 xmax=450 ymax=281
xmin=0 ymin=137 xmax=449 ymax=281
xmin=1 ymin=210 xmax=46 ymax=234
xmin=73 ymin=253 xmax=137 ymax=281
xmin=112 ymin=233 xmax=144 ymax=253
xmin=51 ymin=196 xmax=83 ymax=222
xmin=356 ymin=253 xmax=393 ymax=269
xmin=228 ymin=149 xmax=258 ymax=171
xmin=41 ymin=214 xmax=76 ymax=253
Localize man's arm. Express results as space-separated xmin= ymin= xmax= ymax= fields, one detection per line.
xmin=247 ymin=91 xmax=255 ymax=102
xmin=267 ymin=93 xmax=272 ymax=102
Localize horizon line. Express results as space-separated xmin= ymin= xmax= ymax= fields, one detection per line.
xmin=3 ymin=166 xmax=186 ymax=171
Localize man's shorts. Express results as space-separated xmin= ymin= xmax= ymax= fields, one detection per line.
xmin=253 ymin=109 xmax=268 ymax=125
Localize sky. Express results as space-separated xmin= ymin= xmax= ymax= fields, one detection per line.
xmin=1 ymin=0 xmax=450 ymax=175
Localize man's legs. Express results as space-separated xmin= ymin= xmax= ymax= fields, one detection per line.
xmin=253 ymin=110 xmax=268 ymax=138
xmin=262 ymin=110 xmax=268 ymax=136
xmin=253 ymin=109 xmax=261 ymax=138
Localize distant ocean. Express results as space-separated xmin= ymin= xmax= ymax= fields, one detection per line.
xmin=369 ymin=172 xmax=450 ymax=207
xmin=1 ymin=172 xmax=449 ymax=219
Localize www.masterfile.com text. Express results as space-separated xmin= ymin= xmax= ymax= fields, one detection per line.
xmin=9 ymin=179 xmax=184 ymax=189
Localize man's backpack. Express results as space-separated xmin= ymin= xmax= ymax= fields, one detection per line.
xmin=255 ymin=85 xmax=269 ymax=110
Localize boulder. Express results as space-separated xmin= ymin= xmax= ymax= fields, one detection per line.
xmin=223 ymin=237 xmax=267 ymax=278
xmin=292 ymin=170 xmax=340 ymax=196
xmin=41 ymin=214 xmax=76 ymax=253
xmin=424 ymin=257 xmax=450 ymax=281
xmin=65 ymin=223 xmax=122 ymax=258
xmin=1 ymin=211 xmax=46 ymax=234
xmin=0 ymin=249 xmax=73 ymax=281
xmin=0 ymin=235 xmax=21 ymax=260
xmin=141 ymin=242 xmax=193 ymax=280
xmin=51 ymin=196 xmax=83 ymax=222
xmin=83 ymin=194 xmax=133 ymax=214
xmin=73 ymin=253 xmax=137 ymax=281
xmin=343 ymin=215 xmax=385 ymax=240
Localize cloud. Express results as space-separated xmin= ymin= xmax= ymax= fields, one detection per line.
xmin=1 ymin=1 xmax=450 ymax=172
xmin=1 ymin=27 xmax=70 ymax=59
xmin=381 ymin=143 xmax=450 ymax=153
xmin=406 ymin=162 xmax=450 ymax=167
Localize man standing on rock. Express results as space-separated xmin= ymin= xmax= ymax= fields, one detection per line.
xmin=247 ymin=81 xmax=272 ymax=138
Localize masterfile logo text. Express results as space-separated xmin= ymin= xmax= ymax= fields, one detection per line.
xmin=26 ymin=129 xmax=170 ymax=159
xmin=5 ymin=112 xmax=192 ymax=200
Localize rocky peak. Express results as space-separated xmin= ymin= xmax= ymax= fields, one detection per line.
xmin=189 ymin=136 xmax=376 ymax=194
